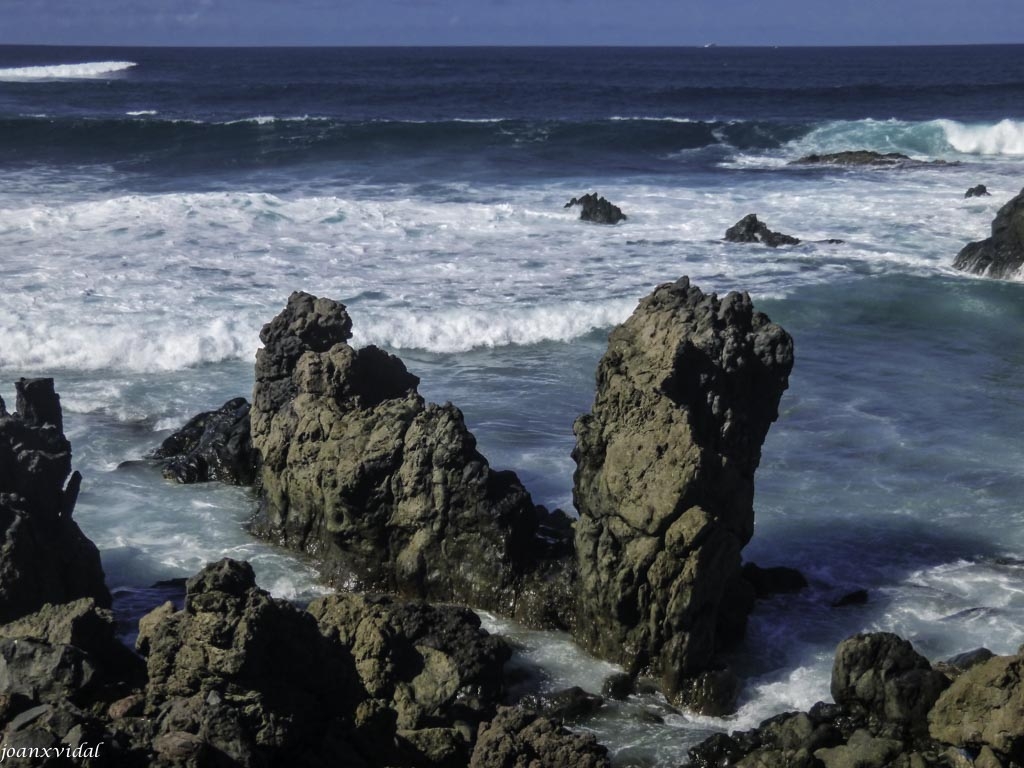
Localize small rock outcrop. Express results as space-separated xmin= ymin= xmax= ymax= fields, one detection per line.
xmin=965 ymin=184 xmax=991 ymax=198
xmin=470 ymin=707 xmax=611 ymax=768
xmin=953 ymin=187 xmax=1024 ymax=279
xmin=790 ymin=150 xmax=912 ymax=166
xmin=250 ymin=292 xmax=573 ymax=627
xmin=688 ymin=632 xmax=1024 ymax=768
xmin=149 ymin=397 xmax=256 ymax=485
xmin=929 ymin=650 xmax=1024 ymax=760
xmin=725 ymin=214 xmax=801 ymax=247
xmin=0 ymin=378 xmax=110 ymax=622
xmin=564 ymin=193 xmax=627 ymax=225
xmin=572 ymin=277 xmax=794 ymax=708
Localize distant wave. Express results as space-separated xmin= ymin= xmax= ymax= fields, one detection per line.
xmin=0 ymin=61 xmax=137 ymax=81
xmin=766 ymin=117 xmax=1024 ymax=163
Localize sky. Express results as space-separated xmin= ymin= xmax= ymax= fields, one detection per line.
xmin=2 ymin=0 xmax=1024 ymax=47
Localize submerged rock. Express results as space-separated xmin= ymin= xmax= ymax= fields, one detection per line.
xmin=953 ymin=187 xmax=1024 ymax=279
xmin=965 ymin=184 xmax=991 ymax=198
xmin=0 ymin=378 xmax=110 ymax=622
xmin=790 ymin=150 xmax=913 ymax=166
xmin=725 ymin=213 xmax=801 ymax=247
xmin=564 ymin=193 xmax=627 ymax=224
xmin=149 ymin=397 xmax=256 ymax=485
xmin=250 ymin=292 xmax=573 ymax=627
xmin=572 ymin=277 xmax=793 ymax=707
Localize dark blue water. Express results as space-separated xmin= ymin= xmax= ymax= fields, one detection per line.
xmin=3 ymin=45 xmax=1024 ymax=187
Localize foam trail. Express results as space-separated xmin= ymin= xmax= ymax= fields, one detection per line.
xmin=938 ymin=118 xmax=1024 ymax=156
xmin=354 ymin=300 xmax=638 ymax=353
xmin=0 ymin=61 xmax=137 ymax=80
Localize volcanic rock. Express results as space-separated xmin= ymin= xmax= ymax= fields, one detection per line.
xmin=564 ymin=193 xmax=627 ymax=225
xmin=725 ymin=214 xmax=801 ymax=247
xmin=572 ymin=277 xmax=793 ymax=706
xmin=250 ymin=292 xmax=573 ymax=627
xmin=953 ymin=187 xmax=1024 ymax=279
xmin=0 ymin=378 xmax=110 ymax=622
xmin=150 ymin=397 xmax=256 ymax=485
xmin=928 ymin=651 xmax=1024 ymax=760
xmin=470 ymin=706 xmax=611 ymax=768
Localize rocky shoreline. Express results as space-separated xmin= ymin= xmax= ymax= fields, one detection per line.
xmin=2 ymin=277 xmax=1022 ymax=766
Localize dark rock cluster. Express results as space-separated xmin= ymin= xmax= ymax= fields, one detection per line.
xmin=0 ymin=378 xmax=110 ymax=622
xmin=965 ymin=184 xmax=991 ymax=198
xmin=564 ymin=193 xmax=627 ymax=224
xmin=688 ymin=632 xmax=1024 ymax=768
xmin=953 ymin=187 xmax=1024 ymax=279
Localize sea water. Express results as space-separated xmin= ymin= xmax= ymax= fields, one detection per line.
xmin=2 ymin=45 xmax=1024 ymax=765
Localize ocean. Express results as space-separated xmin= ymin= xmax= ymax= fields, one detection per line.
xmin=2 ymin=44 xmax=1024 ymax=765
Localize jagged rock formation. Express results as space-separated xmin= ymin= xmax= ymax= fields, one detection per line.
xmin=965 ymin=184 xmax=991 ymax=198
xmin=929 ymin=651 xmax=1024 ymax=760
xmin=687 ymin=632 xmax=1024 ymax=768
xmin=725 ymin=214 xmax=801 ymax=247
xmin=789 ymin=150 xmax=953 ymax=168
xmin=0 ymin=378 xmax=110 ymax=622
xmin=149 ymin=397 xmax=256 ymax=485
xmin=250 ymin=292 xmax=574 ymax=628
xmin=953 ymin=187 xmax=1024 ymax=279
xmin=470 ymin=707 xmax=611 ymax=768
xmin=572 ymin=277 xmax=793 ymax=709
xmin=564 ymin=193 xmax=627 ymax=224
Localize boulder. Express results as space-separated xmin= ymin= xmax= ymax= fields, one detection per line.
xmin=725 ymin=214 xmax=801 ymax=247
xmin=965 ymin=184 xmax=991 ymax=198
xmin=831 ymin=633 xmax=948 ymax=730
xmin=572 ymin=277 xmax=793 ymax=706
xmin=741 ymin=562 xmax=809 ymax=598
xmin=953 ymin=187 xmax=1024 ymax=279
xmin=928 ymin=651 xmax=1024 ymax=760
xmin=250 ymin=292 xmax=574 ymax=627
xmin=0 ymin=378 xmax=110 ymax=622
xmin=564 ymin=193 xmax=627 ymax=225
xmin=469 ymin=706 xmax=611 ymax=768
xmin=149 ymin=397 xmax=256 ymax=485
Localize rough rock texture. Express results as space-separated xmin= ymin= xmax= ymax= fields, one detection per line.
xmin=250 ymin=292 xmax=573 ymax=628
xmin=0 ymin=378 xmax=110 ymax=622
xmin=831 ymin=633 xmax=949 ymax=731
xmin=135 ymin=558 xmax=371 ymax=767
xmin=309 ymin=591 xmax=511 ymax=766
xmin=572 ymin=277 xmax=793 ymax=705
xmin=928 ymin=651 xmax=1024 ymax=760
xmin=725 ymin=214 xmax=801 ymax=247
xmin=965 ymin=184 xmax=991 ymax=198
xmin=564 ymin=193 xmax=627 ymax=225
xmin=149 ymin=397 xmax=256 ymax=485
xmin=953 ymin=187 xmax=1024 ymax=279
xmin=469 ymin=707 xmax=611 ymax=768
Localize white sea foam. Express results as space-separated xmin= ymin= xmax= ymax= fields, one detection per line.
xmin=937 ymin=118 xmax=1024 ymax=156
xmin=126 ymin=110 xmax=158 ymax=116
xmin=0 ymin=61 xmax=137 ymax=80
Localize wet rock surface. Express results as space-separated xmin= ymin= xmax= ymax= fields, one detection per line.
xmin=572 ymin=277 xmax=793 ymax=707
xmin=149 ymin=397 xmax=256 ymax=485
xmin=250 ymin=291 xmax=574 ymax=627
xmin=0 ymin=378 xmax=110 ymax=622
xmin=953 ymin=187 xmax=1024 ymax=279
xmin=965 ymin=184 xmax=991 ymax=198
xmin=470 ymin=706 xmax=611 ymax=768
xmin=564 ymin=193 xmax=627 ymax=224
xmin=725 ymin=213 xmax=801 ymax=247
